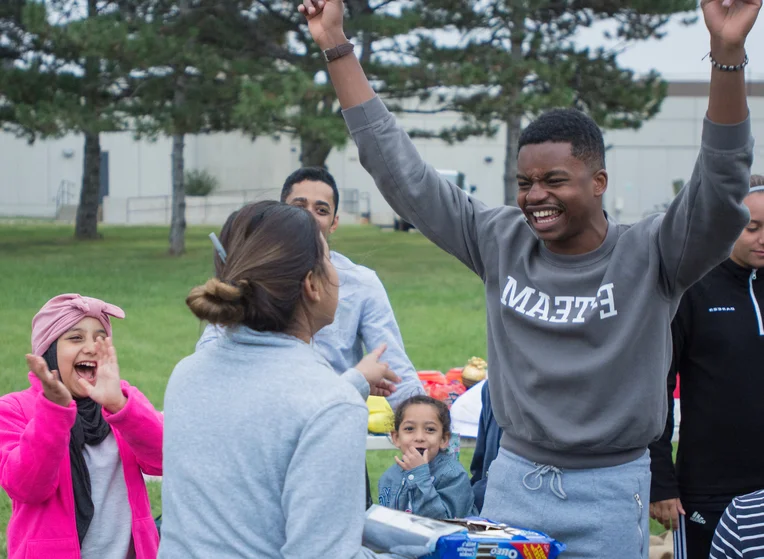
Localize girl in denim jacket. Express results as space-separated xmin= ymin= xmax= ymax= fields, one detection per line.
xmin=378 ymin=395 xmax=477 ymax=519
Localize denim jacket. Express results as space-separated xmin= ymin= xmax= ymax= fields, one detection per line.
xmin=469 ymin=381 xmax=502 ymax=512
xmin=378 ymin=451 xmax=477 ymax=519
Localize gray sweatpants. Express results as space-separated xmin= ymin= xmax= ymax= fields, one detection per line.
xmin=482 ymin=448 xmax=651 ymax=559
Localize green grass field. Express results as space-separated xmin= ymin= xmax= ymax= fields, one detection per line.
xmin=0 ymin=222 xmax=667 ymax=552
xmin=0 ymin=223 xmax=487 ymax=402
xmin=0 ymin=222 xmax=487 ymax=552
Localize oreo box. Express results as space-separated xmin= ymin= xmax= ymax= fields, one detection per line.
xmin=422 ymin=519 xmax=565 ymax=559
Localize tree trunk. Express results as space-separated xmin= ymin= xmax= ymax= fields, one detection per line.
xmin=300 ymin=135 xmax=333 ymax=168
xmin=168 ymin=0 xmax=188 ymax=256
xmin=74 ymin=0 xmax=101 ymax=240
xmin=503 ymin=6 xmax=525 ymax=207
xmin=74 ymin=132 xmax=101 ymax=239
xmin=169 ymin=131 xmax=186 ymax=256
xmin=503 ymin=115 xmax=522 ymax=206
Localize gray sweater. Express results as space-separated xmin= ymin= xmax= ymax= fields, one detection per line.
xmin=344 ymin=96 xmax=753 ymax=469
xmin=158 ymin=327 xmax=393 ymax=559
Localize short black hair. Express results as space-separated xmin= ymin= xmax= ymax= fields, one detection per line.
xmin=281 ymin=167 xmax=340 ymax=216
xmin=519 ymin=108 xmax=606 ymax=170
xmin=394 ymin=395 xmax=451 ymax=437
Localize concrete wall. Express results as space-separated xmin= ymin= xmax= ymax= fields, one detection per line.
xmin=0 ymin=133 xmax=185 ymax=218
xmin=603 ymin=94 xmax=764 ymax=224
xmin=2 ymin=83 xmax=763 ymax=225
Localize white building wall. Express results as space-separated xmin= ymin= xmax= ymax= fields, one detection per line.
xmin=0 ymin=133 xmax=179 ymax=218
xmin=603 ymin=96 xmax=764 ymax=224
xmin=0 ymin=134 xmax=78 ymax=217
xmin=1 ymin=89 xmax=762 ymax=225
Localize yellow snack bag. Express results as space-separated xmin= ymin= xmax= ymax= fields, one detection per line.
xmin=367 ymin=396 xmax=395 ymax=434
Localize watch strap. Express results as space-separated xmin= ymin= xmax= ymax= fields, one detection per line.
xmin=323 ymin=42 xmax=355 ymax=63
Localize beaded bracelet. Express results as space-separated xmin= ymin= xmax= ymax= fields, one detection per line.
xmin=707 ymin=52 xmax=749 ymax=72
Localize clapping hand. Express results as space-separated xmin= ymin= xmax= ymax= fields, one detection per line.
xmin=26 ymin=354 xmax=72 ymax=408
xmin=76 ymin=337 xmax=127 ymax=413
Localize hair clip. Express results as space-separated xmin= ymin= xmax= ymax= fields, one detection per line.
xmin=209 ymin=232 xmax=227 ymax=264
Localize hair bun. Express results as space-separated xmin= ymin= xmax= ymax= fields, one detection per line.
xmin=186 ymin=278 xmax=246 ymax=325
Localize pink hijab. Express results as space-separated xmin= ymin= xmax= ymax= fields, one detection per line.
xmin=31 ymin=294 xmax=125 ymax=356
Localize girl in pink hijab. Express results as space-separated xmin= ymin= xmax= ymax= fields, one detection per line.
xmin=0 ymin=294 xmax=164 ymax=559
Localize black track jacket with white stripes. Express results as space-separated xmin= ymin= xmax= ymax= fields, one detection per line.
xmin=649 ymin=259 xmax=764 ymax=509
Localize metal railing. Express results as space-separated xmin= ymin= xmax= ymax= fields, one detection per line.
xmin=339 ymin=189 xmax=369 ymax=217
xmin=125 ymin=189 xmax=275 ymax=224
xmin=124 ymin=187 xmax=365 ymax=224
xmin=55 ymin=180 xmax=77 ymax=217
xmin=358 ymin=192 xmax=371 ymax=217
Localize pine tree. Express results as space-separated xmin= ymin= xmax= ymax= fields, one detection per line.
xmin=0 ymin=1 xmax=25 ymax=127
xmin=235 ymin=0 xmax=441 ymax=168
xmin=123 ymin=0 xmax=293 ymax=255
xmin=381 ymin=0 xmax=698 ymax=205
xmin=2 ymin=1 xmax=135 ymax=238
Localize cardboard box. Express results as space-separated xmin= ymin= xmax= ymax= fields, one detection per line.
xmin=423 ymin=523 xmax=565 ymax=559
xmin=362 ymin=507 xmax=565 ymax=558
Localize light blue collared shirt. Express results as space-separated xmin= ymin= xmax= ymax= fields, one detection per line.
xmin=316 ymin=251 xmax=423 ymax=409
xmin=196 ymin=251 xmax=423 ymax=409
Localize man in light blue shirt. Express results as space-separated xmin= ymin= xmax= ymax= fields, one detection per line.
xmin=280 ymin=167 xmax=424 ymax=410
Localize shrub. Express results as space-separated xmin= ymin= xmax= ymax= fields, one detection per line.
xmin=185 ymin=170 xmax=219 ymax=196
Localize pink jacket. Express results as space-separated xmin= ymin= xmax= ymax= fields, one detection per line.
xmin=0 ymin=373 xmax=163 ymax=559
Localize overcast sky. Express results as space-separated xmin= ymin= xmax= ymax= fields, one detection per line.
xmin=575 ymin=9 xmax=764 ymax=81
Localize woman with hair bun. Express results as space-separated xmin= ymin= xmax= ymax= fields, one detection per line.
xmin=159 ymin=201 xmax=404 ymax=559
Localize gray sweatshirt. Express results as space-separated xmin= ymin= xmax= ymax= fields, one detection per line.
xmin=343 ymin=96 xmax=753 ymax=469
xmin=158 ymin=327 xmax=396 ymax=559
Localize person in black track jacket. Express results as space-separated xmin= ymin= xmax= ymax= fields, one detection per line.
xmin=649 ymin=174 xmax=764 ymax=559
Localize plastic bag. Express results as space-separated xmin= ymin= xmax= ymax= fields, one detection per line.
xmin=367 ymin=396 xmax=395 ymax=434
xmin=429 ymin=382 xmax=466 ymax=409
xmin=418 ymin=370 xmax=447 ymax=399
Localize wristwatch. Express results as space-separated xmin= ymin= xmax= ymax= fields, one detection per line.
xmin=322 ymin=42 xmax=355 ymax=63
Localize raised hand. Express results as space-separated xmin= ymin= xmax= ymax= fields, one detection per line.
xmin=354 ymin=344 xmax=402 ymax=396
xmin=395 ymin=447 xmax=429 ymax=472
xmin=298 ymin=0 xmax=347 ymax=50
xmin=26 ymin=354 xmax=72 ymax=408
xmin=701 ymin=0 xmax=762 ymax=50
xmin=77 ymin=337 xmax=127 ymax=413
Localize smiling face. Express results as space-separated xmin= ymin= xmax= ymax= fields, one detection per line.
xmin=54 ymin=317 xmax=107 ymax=398
xmin=731 ymin=192 xmax=764 ymax=269
xmin=517 ymin=142 xmax=608 ymax=254
xmin=284 ymin=180 xmax=339 ymax=239
xmin=391 ymin=403 xmax=450 ymax=462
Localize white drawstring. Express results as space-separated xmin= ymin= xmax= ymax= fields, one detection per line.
xmin=522 ymin=463 xmax=568 ymax=500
